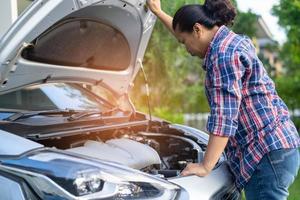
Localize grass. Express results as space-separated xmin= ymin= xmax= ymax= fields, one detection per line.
xmin=288 ymin=173 xmax=300 ymax=200
xmin=241 ymin=173 xmax=300 ymax=199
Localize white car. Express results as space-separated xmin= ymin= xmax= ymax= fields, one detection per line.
xmin=0 ymin=0 xmax=240 ymax=199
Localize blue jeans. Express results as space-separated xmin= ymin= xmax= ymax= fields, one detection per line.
xmin=244 ymin=148 xmax=300 ymax=200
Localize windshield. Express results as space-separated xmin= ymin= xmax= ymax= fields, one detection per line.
xmin=0 ymin=83 xmax=115 ymax=114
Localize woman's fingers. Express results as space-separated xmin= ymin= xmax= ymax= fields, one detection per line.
xmin=146 ymin=0 xmax=162 ymax=15
xmin=181 ymin=163 xmax=211 ymax=177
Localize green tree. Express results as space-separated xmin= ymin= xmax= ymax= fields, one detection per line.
xmin=232 ymin=10 xmax=257 ymax=38
xmin=272 ymin=0 xmax=300 ymax=129
xmin=272 ymin=0 xmax=300 ymax=74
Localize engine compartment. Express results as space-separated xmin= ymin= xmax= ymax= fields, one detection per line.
xmin=67 ymin=138 xmax=162 ymax=169
xmin=36 ymin=127 xmax=208 ymax=179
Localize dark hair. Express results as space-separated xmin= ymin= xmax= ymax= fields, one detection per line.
xmin=172 ymin=0 xmax=237 ymax=32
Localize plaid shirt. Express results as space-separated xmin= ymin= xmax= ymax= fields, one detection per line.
xmin=203 ymin=25 xmax=300 ymax=190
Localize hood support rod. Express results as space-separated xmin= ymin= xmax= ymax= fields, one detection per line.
xmin=138 ymin=59 xmax=152 ymax=124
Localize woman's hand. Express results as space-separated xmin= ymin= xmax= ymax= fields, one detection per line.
xmin=146 ymin=0 xmax=174 ymax=35
xmin=146 ymin=0 xmax=162 ymax=15
xmin=181 ymin=163 xmax=212 ymax=177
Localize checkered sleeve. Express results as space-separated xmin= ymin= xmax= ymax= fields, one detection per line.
xmin=206 ymin=52 xmax=244 ymax=137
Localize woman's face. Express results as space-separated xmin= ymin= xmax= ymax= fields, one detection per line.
xmin=174 ymin=23 xmax=210 ymax=59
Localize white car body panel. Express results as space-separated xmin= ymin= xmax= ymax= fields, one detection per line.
xmin=67 ymin=139 xmax=162 ymax=169
xmin=0 ymin=175 xmax=26 ymax=200
xmin=0 ymin=0 xmax=156 ymax=96
xmin=0 ymin=130 xmax=43 ymax=156
xmin=169 ymin=164 xmax=233 ymax=200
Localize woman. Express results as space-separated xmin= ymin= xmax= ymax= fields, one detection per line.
xmin=146 ymin=0 xmax=300 ymax=199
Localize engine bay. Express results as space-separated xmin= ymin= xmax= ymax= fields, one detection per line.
xmin=37 ymin=127 xmax=208 ymax=179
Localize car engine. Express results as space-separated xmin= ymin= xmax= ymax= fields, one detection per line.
xmin=63 ymin=130 xmax=207 ymax=179
xmin=67 ymin=138 xmax=162 ymax=169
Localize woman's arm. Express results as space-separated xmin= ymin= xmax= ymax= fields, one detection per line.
xmin=203 ymin=134 xmax=229 ymax=171
xmin=182 ymin=52 xmax=244 ymax=177
xmin=146 ymin=0 xmax=175 ymax=35
xmin=181 ymin=135 xmax=229 ymax=176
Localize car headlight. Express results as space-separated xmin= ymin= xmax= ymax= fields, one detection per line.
xmin=0 ymin=149 xmax=180 ymax=199
xmin=72 ymin=168 xmax=104 ymax=196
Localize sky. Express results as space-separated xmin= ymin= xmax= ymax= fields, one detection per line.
xmin=236 ymin=0 xmax=286 ymax=44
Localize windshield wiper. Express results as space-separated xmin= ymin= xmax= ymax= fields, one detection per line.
xmin=4 ymin=109 xmax=79 ymax=122
xmin=67 ymin=107 xmax=123 ymax=121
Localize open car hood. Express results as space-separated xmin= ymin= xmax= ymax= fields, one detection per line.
xmin=0 ymin=0 xmax=156 ymax=97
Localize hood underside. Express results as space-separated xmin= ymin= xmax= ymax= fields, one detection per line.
xmin=0 ymin=0 xmax=156 ymax=97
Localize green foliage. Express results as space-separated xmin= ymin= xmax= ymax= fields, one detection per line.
xmin=182 ymin=83 xmax=210 ymax=113
xmin=272 ymin=0 xmax=300 ymax=74
xmin=273 ymin=0 xmax=300 ymax=28
xmin=153 ymin=107 xmax=184 ymax=124
xmin=272 ymin=0 xmax=300 ymax=131
xmin=288 ymin=173 xmax=300 ymax=200
xmin=275 ymin=72 xmax=300 ymax=110
xmin=232 ymin=10 xmax=258 ymax=37
xmin=275 ymin=72 xmax=300 ymax=130
xmin=258 ymin=53 xmax=276 ymax=78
